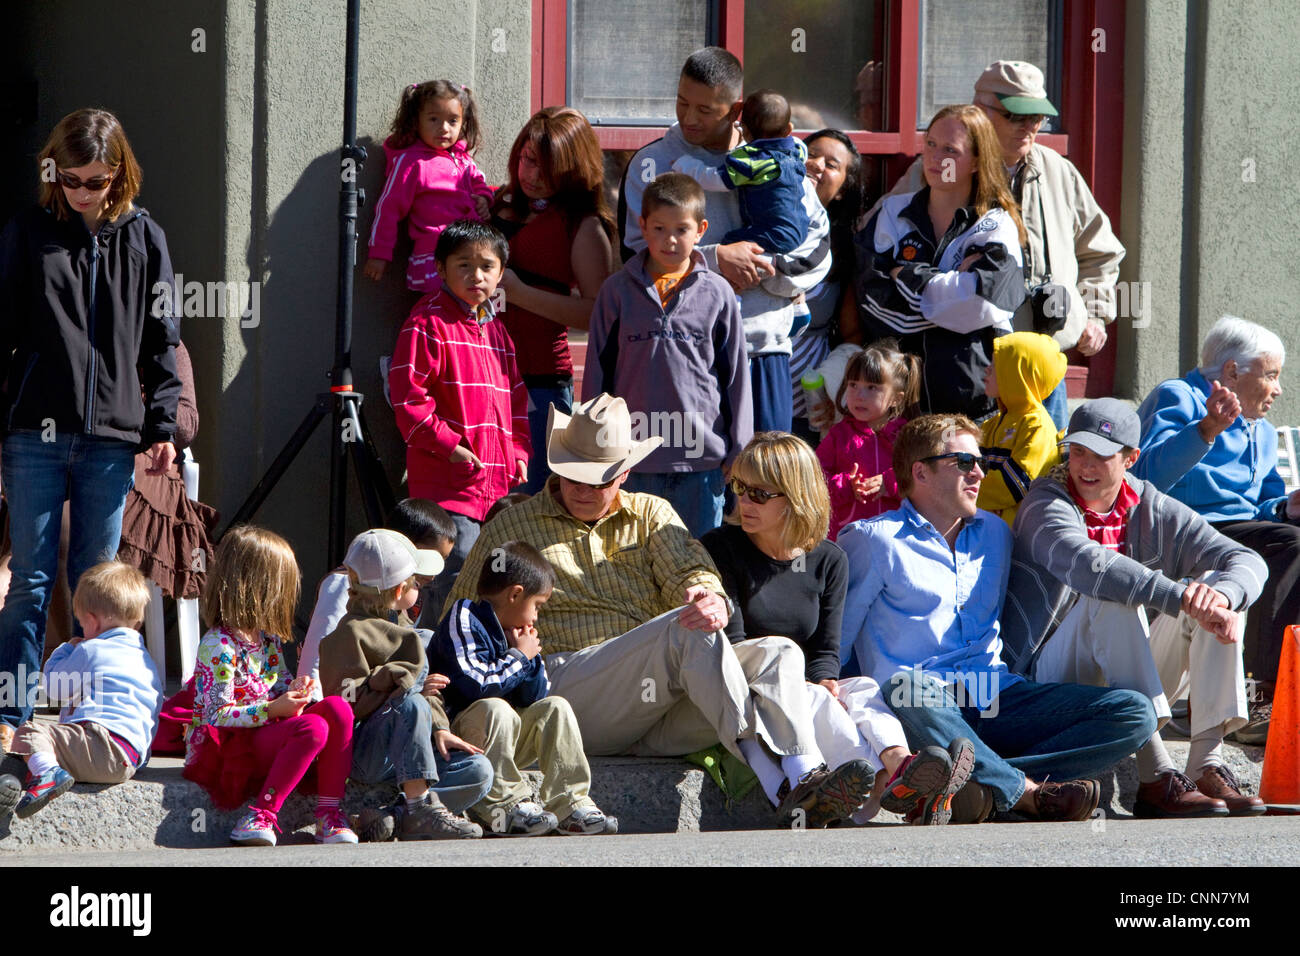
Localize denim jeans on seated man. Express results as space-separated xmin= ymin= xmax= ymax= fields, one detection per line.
xmin=885 ymin=668 xmax=1156 ymax=811
xmin=623 ymin=468 xmax=725 ymax=539
xmin=349 ymin=685 xmax=493 ymax=812
xmin=0 ymin=430 xmax=137 ymax=729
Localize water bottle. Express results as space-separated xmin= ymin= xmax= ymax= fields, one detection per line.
xmin=802 ymin=372 xmax=831 ymax=434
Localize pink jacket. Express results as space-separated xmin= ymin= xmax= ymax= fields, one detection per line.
xmin=389 ymin=288 xmax=530 ymax=521
xmin=817 ymin=416 xmax=907 ymax=540
xmin=367 ymin=137 xmax=494 ymax=291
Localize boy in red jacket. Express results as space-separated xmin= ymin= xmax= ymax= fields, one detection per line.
xmin=389 ymin=219 xmax=530 ymax=617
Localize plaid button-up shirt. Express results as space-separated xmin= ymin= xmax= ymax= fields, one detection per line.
xmin=444 ymin=478 xmax=724 ymax=654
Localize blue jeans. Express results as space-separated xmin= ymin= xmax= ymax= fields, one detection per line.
xmin=885 ymin=670 xmax=1157 ymax=811
xmin=624 ymin=469 xmax=725 ymax=538
xmin=0 ymin=430 xmax=136 ymax=728
xmin=751 ymin=353 xmax=794 ymax=434
xmin=1043 ymin=379 xmax=1069 ymax=431
xmin=350 ymin=687 xmax=494 ymax=813
xmin=523 ymin=383 xmax=572 ymax=495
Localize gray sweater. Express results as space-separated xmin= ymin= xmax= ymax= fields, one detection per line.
xmin=1001 ymin=463 xmax=1268 ymax=674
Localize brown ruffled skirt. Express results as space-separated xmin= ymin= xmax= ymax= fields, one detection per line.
xmin=117 ymin=456 xmax=219 ymax=600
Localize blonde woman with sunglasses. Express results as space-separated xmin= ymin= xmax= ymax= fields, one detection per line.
xmin=702 ymin=432 xmax=976 ymax=824
xmin=0 ymin=109 xmax=180 ymax=748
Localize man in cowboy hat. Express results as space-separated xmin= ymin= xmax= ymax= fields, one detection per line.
xmin=865 ymin=59 xmax=1125 ymax=429
xmin=444 ymin=394 xmax=875 ymax=826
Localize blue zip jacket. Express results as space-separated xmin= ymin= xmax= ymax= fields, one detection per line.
xmin=44 ymin=627 xmax=164 ymax=768
xmin=429 ymin=599 xmax=550 ymax=720
xmin=1133 ymin=368 xmax=1287 ymax=523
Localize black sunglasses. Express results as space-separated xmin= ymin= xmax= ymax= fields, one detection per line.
xmin=730 ymin=478 xmax=785 ymax=504
xmin=921 ymin=452 xmax=989 ymax=473
xmin=981 ymin=104 xmax=1045 ymax=126
xmin=57 ymin=170 xmax=116 ymax=192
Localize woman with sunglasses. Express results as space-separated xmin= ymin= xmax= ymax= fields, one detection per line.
xmin=855 ymin=105 xmax=1027 ymax=420
xmin=701 ymin=432 xmax=974 ymax=824
xmin=0 ymin=109 xmax=180 ymax=747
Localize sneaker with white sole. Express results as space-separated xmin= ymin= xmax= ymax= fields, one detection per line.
xmin=315 ymin=807 xmax=359 ymax=844
xmin=230 ymin=806 xmax=280 ymax=847
xmin=401 ymin=793 xmax=483 ymax=840
xmin=15 ymin=766 xmax=75 ymax=820
xmin=486 ymin=800 xmax=559 ymax=837
xmin=556 ymin=805 xmax=618 ymax=835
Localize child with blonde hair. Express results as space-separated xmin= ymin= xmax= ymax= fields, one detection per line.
xmin=2 ymin=561 xmax=163 ymax=822
xmin=185 ymin=525 xmax=356 ymax=847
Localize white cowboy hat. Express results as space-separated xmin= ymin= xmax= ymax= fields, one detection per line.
xmin=546 ymin=394 xmax=662 ymax=485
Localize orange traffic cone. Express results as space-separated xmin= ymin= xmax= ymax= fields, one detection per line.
xmin=1260 ymin=625 xmax=1300 ymax=812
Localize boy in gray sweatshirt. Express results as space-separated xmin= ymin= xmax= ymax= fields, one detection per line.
xmin=585 ymin=173 xmax=752 ymax=537
xmin=1003 ymin=399 xmax=1268 ymax=819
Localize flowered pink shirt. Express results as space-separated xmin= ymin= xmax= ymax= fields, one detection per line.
xmin=191 ymin=626 xmax=291 ymax=729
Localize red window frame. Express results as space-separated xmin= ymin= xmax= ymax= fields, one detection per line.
xmin=532 ymin=0 xmax=1125 ymax=395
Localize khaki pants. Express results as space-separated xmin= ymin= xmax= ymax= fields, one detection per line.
xmin=545 ymin=607 xmax=817 ymax=761
xmin=11 ymin=720 xmax=136 ymax=784
xmin=452 ymin=697 xmax=595 ymax=824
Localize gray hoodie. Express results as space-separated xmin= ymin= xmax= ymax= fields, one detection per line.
xmin=1001 ymin=463 xmax=1268 ymax=674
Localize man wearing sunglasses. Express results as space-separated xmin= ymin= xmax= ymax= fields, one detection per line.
xmin=445 ymin=394 xmax=875 ymax=826
xmin=839 ymin=414 xmax=1157 ymax=824
xmin=1003 ymin=399 xmax=1267 ymax=818
xmin=869 ymin=60 xmax=1125 ymax=430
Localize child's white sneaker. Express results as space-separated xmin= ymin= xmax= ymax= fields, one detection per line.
xmin=315 ymin=807 xmax=359 ymax=844
xmin=230 ymin=806 xmax=279 ymax=847
xmin=556 ymin=805 xmax=618 ymax=835
xmin=488 ymin=800 xmax=558 ymax=837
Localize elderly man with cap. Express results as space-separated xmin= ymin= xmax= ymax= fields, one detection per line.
xmin=1002 ymin=398 xmax=1269 ymax=818
xmin=871 ymin=60 xmax=1125 ymax=428
xmin=444 ymin=394 xmax=875 ymax=826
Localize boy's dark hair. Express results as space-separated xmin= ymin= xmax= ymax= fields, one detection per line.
xmin=741 ymin=89 xmax=791 ymax=141
xmin=434 ymin=218 xmax=510 ymax=268
xmin=389 ymin=80 xmax=482 ymax=152
xmin=476 ymin=540 xmax=556 ymax=599
xmin=641 ymin=172 xmax=707 ymax=225
xmin=681 ymin=47 xmax=744 ymax=103
xmin=484 ymin=492 xmax=532 ymax=525
xmin=385 ymin=498 xmax=457 ymax=550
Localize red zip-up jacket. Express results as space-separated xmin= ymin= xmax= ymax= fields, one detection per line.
xmin=389 ymin=288 xmax=529 ymax=521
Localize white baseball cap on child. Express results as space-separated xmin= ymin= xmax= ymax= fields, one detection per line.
xmin=343 ymin=529 xmax=444 ymax=592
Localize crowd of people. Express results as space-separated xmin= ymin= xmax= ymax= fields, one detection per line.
xmin=0 ymin=46 xmax=1290 ymax=846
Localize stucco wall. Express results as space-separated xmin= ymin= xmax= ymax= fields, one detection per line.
xmin=1120 ymin=0 xmax=1300 ymax=422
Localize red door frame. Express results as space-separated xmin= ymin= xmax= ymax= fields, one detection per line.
xmin=532 ymin=0 xmax=1125 ymax=393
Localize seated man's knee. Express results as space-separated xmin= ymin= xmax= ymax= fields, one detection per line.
xmin=471 ymin=697 xmax=522 ymax=732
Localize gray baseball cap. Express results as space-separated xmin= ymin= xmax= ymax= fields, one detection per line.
xmin=1062 ymin=398 xmax=1140 ymax=456
xmin=344 ymin=529 xmax=444 ymax=592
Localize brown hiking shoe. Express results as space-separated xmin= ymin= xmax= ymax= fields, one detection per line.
xmin=1135 ymin=771 xmax=1228 ymax=818
xmin=1195 ymin=765 xmax=1265 ymax=816
xmin=777 ymin=760 xmax=875 ymax=828
xmin=950 ymin=780 xmax=996 ymax=824
xmin=1033 ymin=779 xmax=1101 ymax=822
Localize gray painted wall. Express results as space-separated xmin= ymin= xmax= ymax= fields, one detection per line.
xmin=1119 ymin=0 xmax=1300 ymax=423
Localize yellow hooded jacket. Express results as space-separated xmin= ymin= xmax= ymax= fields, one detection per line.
xmin=978 ymin=332 xmax=1067 ymax=525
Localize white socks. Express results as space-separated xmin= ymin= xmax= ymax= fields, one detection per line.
xmin=1135 ymin=734 xmax=1178 ymax=783
xmin=26 ymin=751 xmax=60 ymax=777
xmin=1187 ymin=727 xmax=1225 ymax=778
xmin=738 ymin=741 xmax=825 ymax=806
xmin=781 ymin=751 xmax=823 ymax=783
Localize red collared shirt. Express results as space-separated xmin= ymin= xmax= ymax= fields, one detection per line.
xmin=1068 ymin=477 xmax=1141 ymax=551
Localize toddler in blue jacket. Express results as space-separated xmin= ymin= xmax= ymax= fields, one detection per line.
xmin=430 ymin=540 xmax=617 ymax=836
xmin=3 ymin=561 xmax=162 ymax=822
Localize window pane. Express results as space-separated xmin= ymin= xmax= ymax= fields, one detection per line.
xmin=916 ymin=0 xmax=1061 ymax=131
xmin=567 ymin=0 xmax=711 ymax=126
xmin=744 ymin=0 xmax=886 ymax=132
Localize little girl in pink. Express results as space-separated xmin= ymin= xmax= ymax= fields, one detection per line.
xmin=816 ymin=340 xmax=921 ymax=539
xmin=363 ymin=80 xmax=494 ymax=291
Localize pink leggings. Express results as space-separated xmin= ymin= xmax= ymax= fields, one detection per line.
xmin=248 ymin=697 xmax=353 ymax=814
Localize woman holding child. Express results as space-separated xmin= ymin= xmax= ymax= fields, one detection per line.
xmin=855 ymin=105 xmax=1027 ymax=420
xmin=491 ymin=107 xmax=618 ymax=493
xmin=702 ymin=433 xmax=975 ymax=825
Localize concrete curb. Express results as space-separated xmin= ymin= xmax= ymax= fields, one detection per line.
xmin=0 ymin=740 xmax=1265 ymax=850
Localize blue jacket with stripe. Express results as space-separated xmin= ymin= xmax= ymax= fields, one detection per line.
xmin=429 ymin=598 xmax=550 ymax=720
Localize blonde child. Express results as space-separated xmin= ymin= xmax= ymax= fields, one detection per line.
xmin=185 ymin=525 xmax=356 ymax=847
xmin=3 ymin=562 xmax=162 ymax=821
xmin=977 ymin=331 xmax=1067 ymax=525
xmin=430 ymin=541 xmax=616 ymax=836
xmin=363 ymin=80 xmax=495 ymax=291
xmin=816 ymin=340 xmax=921 ymax=539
